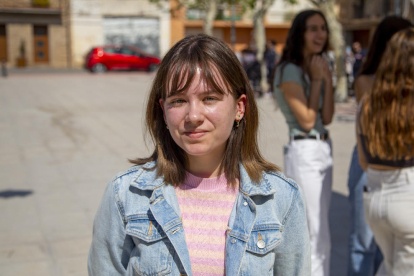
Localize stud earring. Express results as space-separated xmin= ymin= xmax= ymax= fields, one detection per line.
xmin=166 ymin=124 xmax=169 ymax=129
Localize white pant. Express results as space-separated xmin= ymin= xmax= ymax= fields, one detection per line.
xmin=364 ymin=167 xmax=414 ymax=276
xmin=284 ymin=139 xmax=333 ymax=276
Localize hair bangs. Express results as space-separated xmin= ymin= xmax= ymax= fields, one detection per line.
xmin=164 ymin=55 xmax=232 ymax=99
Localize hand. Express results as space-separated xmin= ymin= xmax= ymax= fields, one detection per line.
xmin=322 ymin=59 xmax=332 ymax=83
xmin=307 ymin=55 xmax=325 ymax=80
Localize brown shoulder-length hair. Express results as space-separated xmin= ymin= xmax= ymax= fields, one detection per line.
xmin=130 ymin=34 xmax=279 ymax=187
xmin=359 ymin=27 xmax=414 ymax=161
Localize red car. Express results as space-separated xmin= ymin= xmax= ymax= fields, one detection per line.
xmin=85 ymin=45 xmax=161 ymax=73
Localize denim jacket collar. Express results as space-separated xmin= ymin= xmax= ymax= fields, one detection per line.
xmin=129 ymin=161 xmax=277 ymax=196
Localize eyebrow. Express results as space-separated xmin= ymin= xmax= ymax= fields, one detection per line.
xmin=167 ymin=90 xmax=219 ymax=98
xmin=307 ymin=24 xmax=326 ymax=28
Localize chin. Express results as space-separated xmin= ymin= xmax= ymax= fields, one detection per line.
xmin=182 ymin=146 xmax=211 ymax=157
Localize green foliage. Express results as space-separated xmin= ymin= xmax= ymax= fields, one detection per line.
xmin=19 ymin=40 xmax=26 ymax=58
xmin=32 ymin=0 xmax=50 ymax=6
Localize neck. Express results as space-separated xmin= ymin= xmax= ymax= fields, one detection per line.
xmin=186 ymin=151 xmax=225 ymax=178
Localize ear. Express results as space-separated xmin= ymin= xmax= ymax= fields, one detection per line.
xmin=235 ymin=94 xmax=247 ymax=120
xmin=159 ymin=98 xmax=166 ymax=120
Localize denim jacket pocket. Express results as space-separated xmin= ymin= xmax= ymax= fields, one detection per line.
xmin=235 ymin=224 xmax=282 ymax=275
xmin=126 ymin=216 xmax=173 ymax=276
xmin=246 ymin=224 xmax=282 ymax=254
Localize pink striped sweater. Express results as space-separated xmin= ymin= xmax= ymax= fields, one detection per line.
xmin=175 ymin=172 xmax=238 ymax=276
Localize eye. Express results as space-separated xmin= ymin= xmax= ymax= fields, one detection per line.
xmin=204 ymin=96 xmax=217 ymax=102
xmin=170 ymin=99 xmax=186 ymax=106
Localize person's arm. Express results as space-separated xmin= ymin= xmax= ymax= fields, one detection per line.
xmin=357 ymin=133 xmax=368 ymax=171
xmin=280 ymin=57 xmax=325 ymax=132
xmin=273 ymin=186 xmax=311 ymax=275
xmin=355 ymin=100 xmax=368 ymax=171
xmin=354 ymin=75 xmax=374 ymax=103
xmin=321 ymin=61 xmax=334 ymax=125
xmin=88 ymin=178 xmax=134 ymax=276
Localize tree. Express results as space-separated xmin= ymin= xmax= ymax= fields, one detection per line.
xmin=309 ymin=0 xmax=348 ymax=102
xmin=243 ymin=0 xmax=296 ymax=93
xmin=152 ymin=0 xmax=219 ymax=36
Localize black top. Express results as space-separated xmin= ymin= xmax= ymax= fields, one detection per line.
xmin=359 ymin=134 xmax=414 ymax=167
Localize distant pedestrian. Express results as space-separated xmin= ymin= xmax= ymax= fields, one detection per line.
xmin=264 ymin=39 xmax=279 ymax=91
xmin=273 ymin=9 xmax=334 ymax=276
xmin=88 ymin=34 xmax=311 ymax=276
xmin=352 ymin=41 xmax=365 ymax=79
xmin=347 ymin=15 xmax=412 ymax=276
xmin=357 ymin=27 xmax=414 ymax=276
xmin=241 ymin=48 xmax=262 ymax=96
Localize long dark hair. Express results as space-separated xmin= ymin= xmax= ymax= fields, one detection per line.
xmin=278 ymin=10 xmax=329 ymax=67
xmin=359 ymin=16 xmax=412 ymax=76
xmin=272 ymin=10 xmax=329 ymax=85
xmin=130 ymin=34 xmax=279 ymax=187
xmin=360 ymin=28 xmax=414 ymax=160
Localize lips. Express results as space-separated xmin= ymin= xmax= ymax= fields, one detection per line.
xmin=184 ymin=131 xmax=206 ymax=139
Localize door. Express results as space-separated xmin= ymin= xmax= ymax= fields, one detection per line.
xmin=0 ymin=25 xmax=7 ymax=62
xmin=33 ymin=26 xmax=49 ymax=63
xmin=103 ymin=17 xmax=160 ymax=57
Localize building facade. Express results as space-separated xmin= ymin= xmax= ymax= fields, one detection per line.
xmin=0 ymin=0 xmax=69 ymax=68
xmin=171 ymin=0 xmax=314 ymax=54
xmin=69 ymin=0 xmax=170 ymax=68
xmin=339 ymin=0 xmax=414 ymax=48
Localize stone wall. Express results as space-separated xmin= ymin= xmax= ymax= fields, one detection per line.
xmin=49 ymin=25 xmax=68 ymax=67
xmin=0 ymin=0 xmax=60 ymax=9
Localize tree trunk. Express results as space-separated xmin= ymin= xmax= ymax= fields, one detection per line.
xmin=253 ymin=0 xmax=272 ymax=93
xmin=317 ymin=1 xmax=348 ymax=102
xmin=203 ymin=0 xmax=217 ymax=36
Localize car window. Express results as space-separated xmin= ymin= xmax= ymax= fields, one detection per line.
xmin=121 ymin=47 xmax=141 ymax=57
xmin=103 ymin=48 xmax=121 ymax=54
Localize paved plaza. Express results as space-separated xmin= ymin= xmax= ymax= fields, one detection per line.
xmin=0 ymin=71 xmax=357 ymax=276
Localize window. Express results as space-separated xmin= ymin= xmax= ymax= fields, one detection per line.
xmin=121 ymin=47 xmax=139 ymax=56
xmin=103 ymin=48 xmax=121 ymax=54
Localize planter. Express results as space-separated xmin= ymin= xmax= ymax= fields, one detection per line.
xmin=17 ymin=57 xmax=27 ymax=67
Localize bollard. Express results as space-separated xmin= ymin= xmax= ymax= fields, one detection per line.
xmin=1 ymin=59 xmax=7 ymax=77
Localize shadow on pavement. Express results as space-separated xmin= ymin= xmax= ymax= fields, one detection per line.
xmin=330 ymin=191 xmax=350 ymax=276
xmin=0 ymin=189 xmax=33 ymax=198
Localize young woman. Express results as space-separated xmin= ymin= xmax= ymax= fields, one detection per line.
xmin=357 ymin=27 xmax=414 ymax=275
xmin=88 ymin=34 xmax=310 ymax=276
xmin=347 ymin=16 xmax=412 ymax=276
xmin=273 ymin=10 xmax=334 ymax=276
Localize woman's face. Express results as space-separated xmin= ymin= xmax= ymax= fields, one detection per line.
xmin=160 ymin=68 xmax=245 ymax=161
xmin=303 ymin=14 xmax=328 ymax=57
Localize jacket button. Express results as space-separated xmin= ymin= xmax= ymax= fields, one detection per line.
xmin=243 ymin=201 xmax=248 ymax=206
xmin=257 ymin=240 xmax=265 ymax=249
xmin=231 ymin=238 xmax=236 ymax=244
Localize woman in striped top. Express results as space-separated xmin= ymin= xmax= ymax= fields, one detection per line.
xmin=88 ymin=34 xmax=311 ymax=276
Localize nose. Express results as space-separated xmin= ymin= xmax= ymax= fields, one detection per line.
xmin=185 ymin=100 xmax=204 ymax=125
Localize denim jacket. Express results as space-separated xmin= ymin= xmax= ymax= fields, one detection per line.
xmin=88 ymin=162 xmax=310 ymax=275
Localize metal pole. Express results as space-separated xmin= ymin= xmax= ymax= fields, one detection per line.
xmin=230 ymin=0 xmax=236 ymax=51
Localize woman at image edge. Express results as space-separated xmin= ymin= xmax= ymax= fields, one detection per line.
xmin=357 ymin=27 xmax=414 ymax=275
xmin=273 ymin=10 xmax=334 ymax=276
xmin=88 ymin=34 xmax=310 ymax=276
xmin=347 ymin=16 xmax=412 ymax=276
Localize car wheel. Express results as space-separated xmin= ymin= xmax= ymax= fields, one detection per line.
xmin=147 ymin=64 xmax=159 ymax=72
xmin=91 ymin=63 xmax=107 ymax=73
